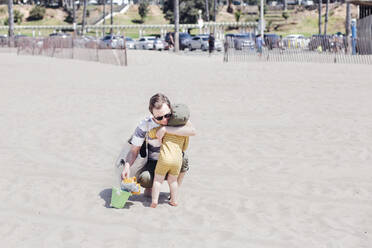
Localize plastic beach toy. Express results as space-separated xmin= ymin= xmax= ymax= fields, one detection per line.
xmin=121 ymin=177 xmax=141 ymax=195
xmin=110 ymin=187 xmax=131 ymax=209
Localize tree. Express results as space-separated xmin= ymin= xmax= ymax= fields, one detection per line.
xmin=283 ymin=0 xmax=287 ymax=11
xmin=162 ymin=0 xmax=216 ymax=24
xmin=7 ymin=0 xmax=14 ymax=40
xmin=139 ymin=0 xmax=150 ymax=22
xmin=324 ymin=0 xmax=329 ymax=35
xmin=27 ymin=6 xmax=46 ymax=21
xmin=318 ymin=0 xmax=322 ymax=34
xmin=227 ymin=0 xmax=233 ymax=13
xmin=5 ymin=9 xmax=23 ymax=25
xmin=81 ymin=0 xmax=88 ymax=34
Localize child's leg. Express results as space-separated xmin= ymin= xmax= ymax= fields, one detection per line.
xmin=167 ymin=174 xmax=179 ymax=206
xmin=151 ymin=174 xmax=165 ymax=208
xmin=177 ymin=172 xmax=185 ymax=187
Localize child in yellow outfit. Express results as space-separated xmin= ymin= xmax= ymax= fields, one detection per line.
xmin=149 ymin=104 xmax=190 ymax=208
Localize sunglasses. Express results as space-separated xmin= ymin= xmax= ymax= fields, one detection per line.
xmin=154 ymin=113 xmax=172 ymax=121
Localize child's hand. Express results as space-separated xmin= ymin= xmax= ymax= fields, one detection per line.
xmin=121 ymin=163 xmax=130 ymax=179
xmin=156 ymin=126 xmax=166 ymax=142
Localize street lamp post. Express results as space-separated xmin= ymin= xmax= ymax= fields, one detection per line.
xmin=260 ymin=0 xmax=264 ymax=37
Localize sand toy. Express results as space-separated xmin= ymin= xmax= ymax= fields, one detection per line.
xmin=110 ymin=187 xmax=131 ymax=209
xmin=121 ymin=177 xmax=141 ymax=195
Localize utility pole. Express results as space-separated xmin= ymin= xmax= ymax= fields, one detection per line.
xmin=73 ymin=0 xmax=76 ymax=36
xmin=318 ymin=0 xmax=322 ymax=34
xmin=7 ymin=0 xmax=14 ymax=44
xmin=205 ymin=0 xmax=209 ymax=21
xmin=103 ymin=0 xmax=106 ymax=35
xmin=174 ymin=0 xmax=179 ymax=52
xmin=110 ymin=0 xmax=114 ymax=34
xmin=346 ymin=2 xmax=351 ymax=37
xmin=260 ymin=0 xmax=264 ymax=37
xmin=213 ymin=0 xmax=217 ymax=22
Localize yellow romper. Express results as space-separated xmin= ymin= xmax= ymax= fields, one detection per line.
xmin=148 ymin=127 xmax=189 ymax=176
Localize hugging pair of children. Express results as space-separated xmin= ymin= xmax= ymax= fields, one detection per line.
xmin=148 ymin=103 xmax=190 ymax=208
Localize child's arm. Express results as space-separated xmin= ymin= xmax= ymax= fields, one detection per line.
xmin=182 ymin=137 xmax=189 ymax=152
xmin=148 ymin=127 xmax=160 ymax=139
xmin=156 ymin=121 xmax=196 ymax=141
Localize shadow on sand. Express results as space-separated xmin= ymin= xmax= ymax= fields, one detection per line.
xmin=99 ymin=188 xmax=171 ymax=209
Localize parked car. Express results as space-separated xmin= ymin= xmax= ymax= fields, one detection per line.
xmin=135 ymin=36 xmax=156 ymax=50
xmin=282 ymin=34 xmax=308 ymax=48
xmin=99 ymin=35 xmax=124 ymax=49
xmin=234 ymin=33 xmax=255 ymax=50
xmin=264 ymin=34 xmax=281 ymax=49
xmin=14 ymin=34 xmax=28 ymax=47
xmin=189 ymin=35 xmax=223 ymax=51
xmin=0 ymin=34 xmax=7 ymax=46
xmin=165 ymin=32 xmax=192 ymax=50
xmin=308 ymin=34 xmax=332 ymax=51
xmin=189 ymin=35 xmax=209 ymax=51
xmin=49 ymin=32 xmax=71 ymax=39
xmin=125 ymin=37 xmax=135 ymax=49
xmin=153 ymin=37 xmax=165 ymax=50
xmin=302 ymin=0 xmax=314 ymax=6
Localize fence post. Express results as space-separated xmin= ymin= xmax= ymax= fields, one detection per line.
xmin=123 ymin=31 xmax=127 ymax=67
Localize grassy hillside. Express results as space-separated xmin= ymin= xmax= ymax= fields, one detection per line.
xmin=0 ymin=3 xmax=358 ymax=37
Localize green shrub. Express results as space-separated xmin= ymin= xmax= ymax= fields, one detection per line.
xmin=4 ymin=10 xmax=24 ymax=25
xmin=27 ymin=6 xmax=46 ymax=21
xmin=64 ymin=11 xmax=73 ymax=24
xmin=282 ymin=11 xmax=289 ymax=20
xmin=234 ymin=8 xmax=242 ymax=22
xmin=0 ymin=7 xmax=6 ymax=14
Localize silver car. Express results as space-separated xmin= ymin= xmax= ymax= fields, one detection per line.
xmin=189 ymin=35 xmax=223 ymax=52
xmin=135 ymin=36 xmax=156 ymax=50
xmin=153 ymin=38 xmax=165 ymax=51
xmin=99 ymin=35 xmax=124 ymax=49
xmin=189 ymin=36 xmax=209 ymax=51
xmin=125 ymin=37 xmax=135 ymax=49
xmin=234 ymin=34 xmax=255 ymax=50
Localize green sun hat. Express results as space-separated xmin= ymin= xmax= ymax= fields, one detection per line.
xmin=168 ymin=103 xmax=190 ymax=127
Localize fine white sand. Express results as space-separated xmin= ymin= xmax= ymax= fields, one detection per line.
xmin=1 ymin=51 xmax=372 ymax=248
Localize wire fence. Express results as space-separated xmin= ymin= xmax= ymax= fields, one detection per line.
xmin=0 ymin=36 xmax=128 ymax=66
xmin=223 ymin=35 xmax=372 ymax=65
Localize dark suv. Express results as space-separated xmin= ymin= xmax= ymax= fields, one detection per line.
xmin=264 ymin=34 xmax=281 ymax=49
xmin=165 ymin=32 xmax=192 ymax=50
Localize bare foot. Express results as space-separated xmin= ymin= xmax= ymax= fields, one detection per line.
xmin=169 ymin=201 xmax=178 ymax=207
xmin=144 ymin=188 xmax=152 ymax=198
xmin=150 ymin=203 xmax=157 ymax=208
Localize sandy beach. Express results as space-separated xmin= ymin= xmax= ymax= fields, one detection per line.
xmin=1 ymin=50 xmax=372 ymax=248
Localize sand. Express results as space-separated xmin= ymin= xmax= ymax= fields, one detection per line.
xmin=0 ymin=50 xmax=371 ymax=248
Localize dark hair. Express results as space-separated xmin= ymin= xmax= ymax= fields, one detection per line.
xmin=149 ymin=93 xmax=171 ymax=114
